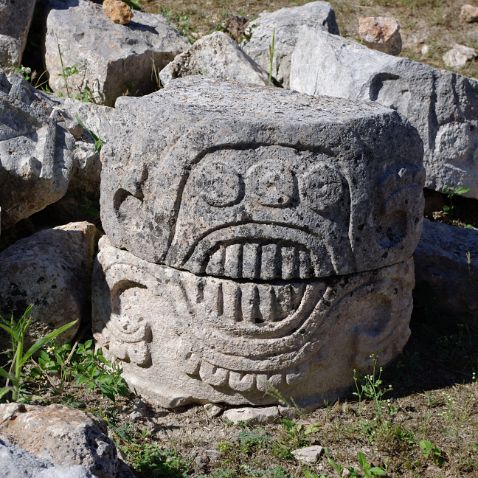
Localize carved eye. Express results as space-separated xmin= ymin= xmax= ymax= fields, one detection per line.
xmin=302 ymin=166 xmax=347 ymax=213
xmin=197 ymin=162 xmax=244 ymax=207
xmin=248 ymin=161 xmax=296 ymax=208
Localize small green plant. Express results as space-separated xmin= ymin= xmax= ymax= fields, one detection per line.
xmin=15 ymin=65 xmax=31 ymax=81
xmin=268 ymin=29 xmax=276 ymax=85
xmin=353 ymin=355 xmax=393 ymax=421
xmin=327 ymin=451 xmax=386 ymax=478
xmin=419 ymin=439 xmax=446 ymax=466
xmin=237 ymin=427 xmax=272 ymax=454
xmin=124 ymin=0 xmax=141 ymax=9
xmin=441 ymin=185 xmax=470 ymax=216
xmin=0 ymin=306 xmax=76 ymax=402
xmin=75 ymin=115 xmax=104 ymax=152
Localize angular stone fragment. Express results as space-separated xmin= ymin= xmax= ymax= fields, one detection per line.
xmin=358 ymin=16 xmax=402 ymax=56
xmin=223 ymin=406 xmax=279 ymax=424
xmin=292 ymin=445 xmax=324 ymax=464
xmin=443 ymin=44 xmax=477 ymax=69
xmin=0 ymin=404 xmax=119 ymax=478
xmin=45 ymin=0 xmax=188 ymax=106
xmin=0 ymin=222 xmax=98 ymax=341
xmin=0 ymin=71 xmax=75 ymax=229
xmin=100 ymin=77 xmax=424 ymax=280
xmin=160 ymin=31 xmax=269 ymax=87
xmin=0 ymin=0 xmax=36 ymax=68
xmin=414 ymin=219 xmax=478 ymax=318
xmin=290 ymin=28 xmax=478 ymax=199
xmin=93 ymin=237 xmax=415 ymax=408
xmin=243 ymin=1 xmax=339 ymax=87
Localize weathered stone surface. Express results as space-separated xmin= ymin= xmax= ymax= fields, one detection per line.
xmin=0 ymin=222 xmax=97 ymax=341
xmin=0 ymin=0 xmax=36 ymax=68
xmin=0 ymin=438 xmax=93 ymax=478
xmin=243 ymin=1 xmax=339 ymax=87
xmin=292 ymin=445 xmax=324 ymax=464
xmin=290 ymin=28 xmax=478 ymax=199
xmin=100 ymin=77 xmax=424 ymax=280
xmin=443 ymin=44 xmax=477 ymax=69
xmin=159 ymin=31 xmax=269 ymax=87
xmin=0 ymin=72 xmax=75 ymax=229
xmin=103 ymin=0 xmax=133 ymax=25
xmin=414 ymin=219 xmax=478 ymax=318
xmin=93 ymin=236 xmax=415 ymax=408
xmin=45 ymin=0 xmax=188 ymax=106
xmin=0 ymin=403 xmax=119 ymax=478
xmin=461 ymin=4 xmax=478 ymax=23
xmin=223 ymin=406 xmax=279 ymax=424
xmin=358 ymin=16 xmax=402 ymax=56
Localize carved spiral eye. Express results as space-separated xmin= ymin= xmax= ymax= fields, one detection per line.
xmin=248 ymin=160 xmax=296 ymax=208
xmin=302 ymin=166 xmax=347 ymax=213
xmin=198 ymin=162 xmax=244 ymax=207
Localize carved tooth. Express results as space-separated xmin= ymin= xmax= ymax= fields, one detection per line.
xmin=206 ymin=246 xmax=225 ymax=276
xmin=281 ymin=246 xmax=298 ymax=280
xmin=241 ymin=284 xmax=262 ymax=323
xmin=224 ymin=244 xmax=243 ymax=278
xmin=242 ymin=243 xmax=260 ymax=279
xmin=183 ymin=353 xmax=201 ymax=376
xmin=203 ymin=280 xmax=223 ymax=318
xmin=276 ymin=285 xmax=292 ymax=319
xmin=228 ymin=371 xmax=256 ymax=392
xmin=286 ymin=363 xmax=309 ymax=385
xmin=256 ymin=373 xmax=284 ymax=392
xmin=299 ymin=249 xmax=312 ymax=279
xmin=260 ymin=244 xmax=279 ymax=280
xmin=199 ymin=361 xmax=229 ymax=387
xmin=222 ymin=281 xmax=243 ymax=322
xmin=258 ymin=285 xmax=277 ymax=322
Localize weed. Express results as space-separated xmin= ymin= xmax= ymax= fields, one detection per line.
xmin=15 ymin=65 xmax=32 ymax=81
xmin=75 ymin=115 xmax=104 ymax=152
xmin=441 ymin=185 xmax=471 ymax=216
xmin=327 ymin=451 xmax=387 ymax=478
xmin=272 ymin=418 xmax=320 ymax=459
xmin=124 ymin=0 xmax=142 ymax=9
xmin=0 ymin=306 xmax=76 ymax=402
xmin=419 ymin=439 xmax=446 ymax=467
xmin=237 ymin=427 xmax=272 ymax=454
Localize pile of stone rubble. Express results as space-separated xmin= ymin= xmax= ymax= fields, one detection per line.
xmin=0 ymin=1 xmax=477 ymax=475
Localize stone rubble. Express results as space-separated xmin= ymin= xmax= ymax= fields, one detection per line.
xmin=358 ymin=16 xmax=402 ymax=56
xmin=443 ymin=43 xmax=477 ymax=69
xmin=291 ymin=445 xmax=325 ymax=464
xmin=460 ymin=4 xmax=478 ymax=23
xmin=222 ymin=406 xmax=280 ymax=424
xmin=290 ymin=28 xmax=478 ymax=199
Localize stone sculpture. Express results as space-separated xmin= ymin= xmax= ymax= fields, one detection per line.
xmin=93 ymin=77 xmax=425 ymax=407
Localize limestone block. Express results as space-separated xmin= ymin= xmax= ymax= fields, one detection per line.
xmin=100 ymin=77 xmax=424 ymax=280
xmin=414 ymin=219 xmax=478 ymax=318
xmin=443 ymin=44 xmax=477 ymax=69
xmin=243 ymin=1 xmax=339 ymax=87
xmin=45 ymin=0 xmax=188 ymax=106
xmin=0 ymin=222 xmax=98 ymax=341
xmin=358 ymin=16 xmax=402 ymax=56
xmin=0 ymin=72 xmax=74 ymax=229
xmin=159 ymin=31 xmax=269 ymax=87
xmin=0 ymin=0 xmax=36 ymax=68
xmin=0 ymin=404 xmax=119 ymax=478
xmin=290 ymin=28 xmax=478 ymax=199
xmin=93 ymin=237 xmax=415 ymax=408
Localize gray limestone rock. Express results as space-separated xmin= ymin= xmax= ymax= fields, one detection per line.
xmin=222 ymin=406 xmax=280 ymax=424
xmin=0 ymin=0 xmax=37 ymax=68
xmin=45 ymin=0 xmax=188 ymax=106
xmin=160 ymin=31 xmax=269 ymax=87
xmin=100 ymin=77 xmax=424 ymax=280
xmin=243 ymin=1 xmax=339 ymax=87
xmin=414 ymin=219 xmax=478 ymax=318
xmin=92 ymin=236 xmax=415 ymax=408
xmin=0 ymin=403 xmax=119 ymax=478
xmin=290 ymin=28 xmax=478 ymax=199
xmin=291 ymin=445 xmax=324 ymax=464
xmin=0 ymin=72 xmax=75 ymax=229
xmin=0 ymin=222 xmax=98 ymax=341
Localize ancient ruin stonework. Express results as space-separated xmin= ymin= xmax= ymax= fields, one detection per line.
xmin=100 ymin=78 xmax=425 ymax=280
xmin=93 ymin=237 xmax=415 ymax=408
xmin=94 ymin=78 xmax=424 ymax=407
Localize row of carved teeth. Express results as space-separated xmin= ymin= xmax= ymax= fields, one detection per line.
xmin=182 ymin=353 xmax=309 ymax=393
xmin=193 ymin=280 xmax=306 ymax=324
xmin=205 ymin=243 xmax=314 ymax=280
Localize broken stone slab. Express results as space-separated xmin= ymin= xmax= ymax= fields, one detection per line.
xmin=292 ymin=445 xmax=324 ymax=464
xmin=100 ymin=77 xmax=424 ymax=280
xmin=44 ymin=0 xmax=188 ymax=106
xmin=0 ymin=222 xmax=98 ymax=342
xmin=358 ymin=16 xmax=402 ymax=56
xmin=414 ymin=218 xmax=478 ymax=318
xmin=243 ymin=1 xmax=339 ymax=87
xmin=159 ymin=31 xmax=269 ymax=87
xmin=290 ymin=27 xmax=478 ymax=199
xmin=92 ymin=236 xmax=415 ymax=408
xmin=222 ymin=406 xmax=280 ymax=424
xmin=0 ymin=71 xmax=75 ymax=230
xmin=443 ymin=44 xmax=477 ymax=69
xmin=0 ymin=0 xmax=36 ymax=68
xmin=0 ymin=438 xmax=94 ymax=478
xmin=0 ymin=403 xmax=122 ymax=478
